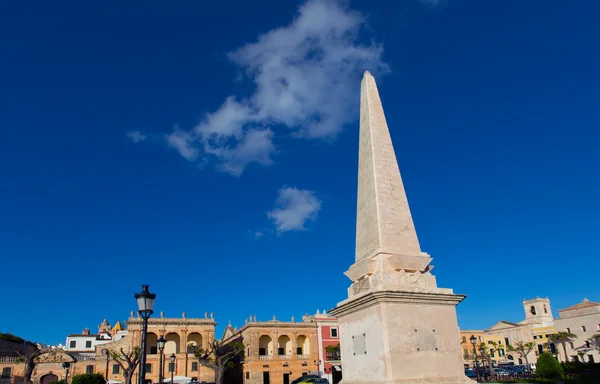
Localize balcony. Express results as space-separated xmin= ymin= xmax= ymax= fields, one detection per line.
xmin=259 ymin=355 xmax=272 ymax=360
xmin=326 ymin=351 xmax=341 ymax=362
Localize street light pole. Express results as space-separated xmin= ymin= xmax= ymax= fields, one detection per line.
xmin=157 ymin=336 xmax=166 ymax=384
xmin=470 ymin=336 xmax=481 ymax=383
xmin=170 ymin=354 xmax=176 ymax=384
xmin=135 ymin=285 xmax=156 ymax=384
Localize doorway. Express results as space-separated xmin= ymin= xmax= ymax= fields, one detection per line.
xmin=283 ymin=373 xmax=290 ymax=384
xmin=263 ymin=371 xmax=270 ymax=384
xmin=41 ymin=374 xmax=59 ymax=384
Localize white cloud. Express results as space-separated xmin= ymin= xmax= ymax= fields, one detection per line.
xmin=165 ymin=0 xmax=388 ymax=176
xmin=126 ymin=130 xmax=147 ymax=143
xmin=268 ymin=187 xmax=321 ymax=233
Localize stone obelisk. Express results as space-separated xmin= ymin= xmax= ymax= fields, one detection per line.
xmin=330 ymin=72 xmax=470 ymax=384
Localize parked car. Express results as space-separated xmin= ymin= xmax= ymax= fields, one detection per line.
xmin=493 ymin=368 xmax=510 ymax=376
xmin=303 ymin=379 xmax=329 ymax=384
xmin=464 ymin=369 xmax=477 ymax=379
xmin=291 ymin=375 xmax=320 ymax=384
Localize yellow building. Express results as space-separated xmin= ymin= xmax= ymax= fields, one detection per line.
xmin=121 ymin=312 xmax=216 ymax=383
xmin=0 ymin=312 xmax=216 ymax=384
xmin=223 ymin=317 xmax=320 ymax=384
xmin=531 ymin=324 xmax=557 ymax=356
xmin=459 ymin=330 xmax=485 ymax=367
xmin=459 ymin=331 xmax=508 ymax=367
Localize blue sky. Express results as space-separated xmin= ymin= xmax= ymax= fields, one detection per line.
xmin=1 ymin=0 xmax=599 ymax=345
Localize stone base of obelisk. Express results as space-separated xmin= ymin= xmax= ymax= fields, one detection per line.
xmin=330 ymin=290 xmax=472 ymax=384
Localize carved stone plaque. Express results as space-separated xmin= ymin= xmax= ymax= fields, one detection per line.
xmin=352 ymin=333 xmax=367 ymax=355
xmin=415 ymin=328 xmax=438 ymax=352
xmin=352 ymin=279 xmax=370 ymax=295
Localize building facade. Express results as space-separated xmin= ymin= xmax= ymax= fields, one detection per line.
xmin=302 ymin=311 xmax=341 ymax=384
xmin=0 ymin=312 xmax=216 ymax=384
xmin=554 ymin=298 xmax=600 ymax=363
xmin=485 ymin=298 xmax=556 ymax=367
xmin=123 ymin=312 xmax=216 ymax=383
xmin=224 ymin=317 xmax=319 ymax=384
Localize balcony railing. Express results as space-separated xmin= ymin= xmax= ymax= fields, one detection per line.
xmin=0 ymin=357 xmax=19 ymax=363
xmin=257 ymin=354 xmax=310 ymax=360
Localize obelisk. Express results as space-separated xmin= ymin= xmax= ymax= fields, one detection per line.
xmin=330 ymin=72 xmax=471 ymax=384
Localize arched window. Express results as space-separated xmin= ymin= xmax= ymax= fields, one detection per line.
xmin=544 ymin=305 xmax=548 ymax=314
xmin=530 ymin=306 xmax=536 ymax=315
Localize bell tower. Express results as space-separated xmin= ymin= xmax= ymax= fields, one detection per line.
xmin=522 ymin=297 xmax=553 ymax=324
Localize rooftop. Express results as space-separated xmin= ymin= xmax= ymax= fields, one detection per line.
xmin=558 ymin=298 xmax=600 ymax=312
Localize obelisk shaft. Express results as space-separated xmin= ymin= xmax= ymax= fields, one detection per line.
xmin=355 ymin=71 xmax=421 ymax=262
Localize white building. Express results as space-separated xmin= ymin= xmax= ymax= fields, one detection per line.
xmin=65 ymin=320 xmax=128 ymax=354
xmin=554 ymin=298 xmax=600 ymax=363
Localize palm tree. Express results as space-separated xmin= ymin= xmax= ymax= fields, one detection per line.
xmin=549 ymin=331 xmax=577 ymax=362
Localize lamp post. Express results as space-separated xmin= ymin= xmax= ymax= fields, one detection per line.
xmin=170 ymin=354 xmax=176 ymax=384
xmin=470 ymin=335 xmax=481 ymax=383
xmin=62 ymin=362 xmax=70 ymax=384
xmin=102 ymin=349 xmax=110 ymax=382
xmin=135 ymin=285 xmax=156 ymax=384
xmin=157 ymin=336 xmax=166 ymax=384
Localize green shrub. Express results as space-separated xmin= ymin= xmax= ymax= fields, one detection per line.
xmin=71 ymin=373 xmax=106 ymax=384
xmin=537 ymin=352 xmax=564 ymax=381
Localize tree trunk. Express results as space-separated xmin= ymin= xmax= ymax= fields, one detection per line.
xmin=24 ymin=355 xmax=36 ymax=384
xmin=524 ymin=355 xmax=530 ymax=372
xmin=561 ymin=342 xmax=568 ymax=362
xmin=215 ymin=366 xmax=226 ymax=384
xmin=124 ymin=370 xmax=133 ymax=384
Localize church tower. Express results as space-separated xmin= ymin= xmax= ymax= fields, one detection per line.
xmin=522 ymin=297 xmax=553 ymax=324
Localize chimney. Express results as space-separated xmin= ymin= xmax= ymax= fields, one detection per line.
xmin=82 ymin=328 xmax=90 ymax=335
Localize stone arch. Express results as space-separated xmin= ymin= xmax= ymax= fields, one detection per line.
xmin=277 ymin=335 xmax=292 ymax=356
xmin=258 ymin=335 xmax=273 ymax=356
xmin=40 ymin=373 xmax=59 ymax=384
xmin=187 ymin=332 xmax=203 ymax=353
xmin=147 ymin=332 xmax=159 ymax=355
xmin=296 ymin=335 xmax=310 ymax=355
xmin=165 ymin=332 xmax=181 ymax=354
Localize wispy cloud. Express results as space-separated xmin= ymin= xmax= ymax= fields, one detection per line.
xmin=164 ymin=0 xmax=387 ymax=176
xmin=126 ymin=130 xmax=147 ymax=143
xmin=268 ymin=187 xmax=321 ymax=233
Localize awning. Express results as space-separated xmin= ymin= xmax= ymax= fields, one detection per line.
xmin=333 ymin=365 xmax=342 ymax=371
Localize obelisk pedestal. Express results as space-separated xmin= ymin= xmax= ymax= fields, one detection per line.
xmin=329 ymin=72 xmax=470 ymax=384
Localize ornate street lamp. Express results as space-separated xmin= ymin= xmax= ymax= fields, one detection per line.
xmin=157 ymin=336 xmax=166 ymax=384
xmin=470 ymin=335 xmax=481 ymax=383
xmin=135 ymin=285 xmax=156 ymax=384
xmin=170 ymin=353 xmax=176 ymax=384
xmin=62 ymin=362 xmax=70 ymax=384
